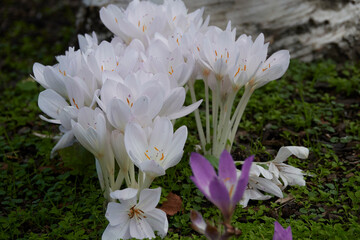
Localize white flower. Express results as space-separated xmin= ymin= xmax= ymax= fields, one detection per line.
xmin=71 ymin=107 xmax=109 ymax=158
xmin=125 ymin=117 xmax=187 ymax=177
xmin=269 ymin=146 xmax=309 ymax=189
xmin=102 ymin=187 xmax=168 ymax=240
xmin=100 ymin=1 xmax=168 ymax=45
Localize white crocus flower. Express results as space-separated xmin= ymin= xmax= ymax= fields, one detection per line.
xmin=78 ymin=32 xmax=98 ymax=55
xmin=71 ymin=107 xmax=109 ymax=159
xmin=236 ymin=146 xmax=309 ymax=207
xmin=100 ymin=1 xmax=168 ymax=45
xmin=101 ymin=77 xmax=164 ymax=130
xmin=103 ymin=187 xmax=168 ymax=240
xmin=125 ymin=117 xmax=187 ymax=178
xmin=38 ymin=89 xmax=76 ymax=154
xmin=269 ymin=146 xmax=309 ymax=189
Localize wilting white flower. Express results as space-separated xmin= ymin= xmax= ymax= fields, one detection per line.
xmin=269 ymin=146 xmax=309 ymax=189
xmin=102 ymin=187 xmax=168 ymax=240
xmin=125 ymin=117 xmax=187 ymax=177
xmin=237 ymin=146 xmax=309 ymax=207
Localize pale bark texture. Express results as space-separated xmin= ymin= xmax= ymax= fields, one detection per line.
xmin=79 ymin=0 xmax=360 ymax=61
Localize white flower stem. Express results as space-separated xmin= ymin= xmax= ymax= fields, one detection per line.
xmin=214 ymin=90 xmax=236 ymax=157
xmin=228 ymin=85 xmax=254 ymax=150
xmin=188 ymin=83 xmax=207 ymax=153
xmin=204 ymin=80 xmax=210 ymax=144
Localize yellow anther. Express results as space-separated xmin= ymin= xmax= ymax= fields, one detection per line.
xmin=63 ymin=70 xmax=66 ymax=76
xmin=72 ymin=98 xmax=79 ymax=109
xmin=101 ymin=65 xmax=104 ymax=71
xmin=244 ymin=65 xmax=246 ymax=71
xmin=176 ymin=38 xmax=179 ymax=46
xmin=227 ymin=52 xmax=229 ymax=58
xmin=115 ymin=18 xmax=118 ymax=23
xmin=154 ymin=147 xmax=159 ymax=151
xmin=144 ymin=152 xmax=150 ymax=160
xmin=234 ymin=67 xmax=240 ymax=77
xmin=224 ymin=177 xmax=230 ymax=182
xmin=197 ymin=46 xmax=200 ymax=52
xmin=215 ymin=50 xmax=218 ymax=56
xmin=138 ymin=21 xmax=140 ymax=27
xmin=160 ymin=153 xmax=164 ymax=160
xmin=173 ymin=16 xmax=176 ymax=21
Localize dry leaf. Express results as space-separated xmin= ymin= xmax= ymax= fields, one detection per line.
xmin=160 ymin=192 xmax=182 ymax=216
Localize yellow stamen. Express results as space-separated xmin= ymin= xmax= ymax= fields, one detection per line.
xmin=101 ymin=65 xmax=104 ymax=72
xmin=215 ymin=50 xmax=218 ymax=56
xmin=72 ymin=98 xmax=79 ymax=109
xmin=227 ymin=52 xmax=229 ymax=58
xmin=244 ymin=65 xmax=246 ymax=71
xmin=126 ymin=98 xmax=130 ymax=105
xmin=197 ymin=46 xmax=200 ymax=52
xmin=160 ymin=153 xmax=164 ymax=160
xmin=234 ymin=67 xmax=240 ymax=77
xmin=116 ymin=62 xmax=119 ymax=66
xmin=154 ymin=147 xmax=159 ymax=151
xmin=144 ymin=152 xmax=150 ymax=160
xmin=173 ymin=16 xmax=176 ymax=21
xmin=138 ymin=21 xmax=140 ymax=27
xmin=176 ymin=38 xmax=179 ymax=46
xmin=115 ymin=18 xmax=118 ymax=23
xmin=63 ymin=70 xmax=66 ymax=76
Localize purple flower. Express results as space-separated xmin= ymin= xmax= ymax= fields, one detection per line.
xmin=273 ymin=221 xmax=292 ymax=240
xmin=190 ymin=150 xmax=253 ymax=223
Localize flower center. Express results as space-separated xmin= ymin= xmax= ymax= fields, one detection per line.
xmin=144 ymin=146 xmax=165 ymax=162
xmin=128 ymin=205 xmax=147 ymax=220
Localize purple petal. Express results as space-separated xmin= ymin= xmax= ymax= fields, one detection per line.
xmin=190 ymin=210 xmax=206 ymax=234
xmin=218 ymin=150 xmax=237 ymax=183
xmin=209 ymin=177 xmax=231 ymax=221
xmin=190 ymin=152 xmax=217 ymax=190
xmin=232 ymin=155 xmax=254 ymax=204
xmin=190 ymin=176 xmax=210 ymax=199
xmin=273 ymin=221 xmax=292 ymax=240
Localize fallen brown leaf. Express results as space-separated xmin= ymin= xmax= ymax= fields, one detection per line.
xmin=159 ymin=192 xmax=182 ymax=216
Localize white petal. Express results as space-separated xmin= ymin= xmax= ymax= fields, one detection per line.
xmin=140 ymin=160 xmax=166 ymax=177
xmin=273 ymin=146 xmax=309 ymax=163
xmin=38 ymin=89 xmax=68 ymax=120
xmin=110 ymin=188 xmax=138 ymax=201
xmin=129 ymin=217 xmax=155 ymax=239
xmin=250 ymin=176 xmax=283 ymax=198
xmin=107 ymin=99 xmax=131 ymax=131
xmin=51 ymin=130 xmax=74 ymax=156
xmin=102 ymin=220 xmax=131 ymax=240
xmin=146 ymin=208 xmax=168 ymax=237
xmin=167 ymin=99 xmax=203 ymax=120
xmin=149 ymin=117 xmax=173 ymax=150
xmin=124 ymin=122 xmax=148 ymax=166
xmin=137 ymin=188 xmax=161 ymax=211
xmin=105 ymin=202 xmax=130 ymax=226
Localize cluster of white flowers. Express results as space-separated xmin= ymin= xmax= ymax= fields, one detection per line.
xmin=33 ymin=0 xmax=309 ymax=239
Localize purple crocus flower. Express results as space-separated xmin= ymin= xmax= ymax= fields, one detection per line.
xmin=273 ymin=221 xmax=292 ymax=240
xmin=190 ymin=150 xmax=253 ymax=223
